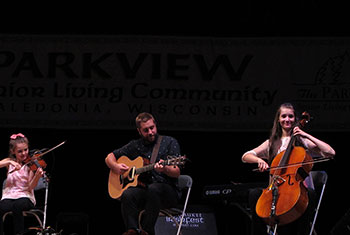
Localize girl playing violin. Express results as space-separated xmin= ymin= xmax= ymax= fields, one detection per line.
xmin=0 ymin=133 xmax=44 ymax=235
xmin=242 ymin=103 xmax=335 ymax=235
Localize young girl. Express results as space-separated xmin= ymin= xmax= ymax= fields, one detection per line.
xmin=242 ymin=103 xmax=335 ymax=235
xmin=0 ymin=133 xmax=44 ymax=235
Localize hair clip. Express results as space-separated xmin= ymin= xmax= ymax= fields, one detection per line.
xmin=10 ymin=133 xmax=25 ymax=140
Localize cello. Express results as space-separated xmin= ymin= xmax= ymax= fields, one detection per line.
xmin=255 ymin=112 xmax=313 ymax=227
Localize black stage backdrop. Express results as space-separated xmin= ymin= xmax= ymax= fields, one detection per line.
xmin=0 ymin=127 xmax=345 ymax=235
xmin=0 ymin=3 xmax=349 ymax=234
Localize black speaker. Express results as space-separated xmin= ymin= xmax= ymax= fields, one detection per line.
xmin=331 ymin=208 xmax=350 ymax=235
xmin=155 ymin=205 xmax=218 ymax=235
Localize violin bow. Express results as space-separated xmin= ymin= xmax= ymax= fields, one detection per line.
xmin=29 ymin=140 xmax=66 ymax=160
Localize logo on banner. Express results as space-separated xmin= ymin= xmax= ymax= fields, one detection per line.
xmin=165 ymin=213 xmax=205 ymax=228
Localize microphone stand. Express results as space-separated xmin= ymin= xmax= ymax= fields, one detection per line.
xmin=37 ymin=174 xmax=62 ymax=235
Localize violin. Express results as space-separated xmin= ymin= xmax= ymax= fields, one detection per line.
xmin=23 ymin=149 xmax=48 ymax=172
xmin=255 ymin=112 xmax=313 ymax=226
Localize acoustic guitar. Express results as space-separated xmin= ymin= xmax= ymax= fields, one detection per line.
xmin=108 ymin=155 xmax=187 ymax=199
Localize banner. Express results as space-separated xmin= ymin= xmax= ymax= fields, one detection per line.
xmin=0 ymin=35 xmax=349 ymax=131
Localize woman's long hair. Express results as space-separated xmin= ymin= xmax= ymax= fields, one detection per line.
xmin=268 ymin=103 xmax=297 ymax=164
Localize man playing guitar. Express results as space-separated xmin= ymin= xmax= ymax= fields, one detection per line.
xmin=105 ymin=112 xmax=182 ymax=235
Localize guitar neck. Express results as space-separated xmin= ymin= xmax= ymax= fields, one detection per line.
xmin=135 ymin=163 xmax=156 ymax=175
xmin=133 ymin=156 xmax=185 ymax=175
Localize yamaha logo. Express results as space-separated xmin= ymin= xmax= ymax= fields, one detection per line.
xmin=205 ymin=190 xmax=220 ymax=195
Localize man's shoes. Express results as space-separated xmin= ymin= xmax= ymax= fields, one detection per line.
xmin=122 ymin=229 xmax=149 ymax=235
xmin=139 ymin=230 xmax=149 ymax=235
xmin=122 ymin=229 xmax=138 ymax=235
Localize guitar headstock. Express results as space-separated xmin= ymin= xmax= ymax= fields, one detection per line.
xmin=165 ymin=155 xmax=187 ymax=166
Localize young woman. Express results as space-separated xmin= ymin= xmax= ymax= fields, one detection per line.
xmin=0 ymin=133 xmax=44 ymax=235
xmin=242 ymin=103 xmax=335 ymax=235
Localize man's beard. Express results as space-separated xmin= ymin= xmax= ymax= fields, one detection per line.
xmin=143 ymin=134 xmax=156 ymax=144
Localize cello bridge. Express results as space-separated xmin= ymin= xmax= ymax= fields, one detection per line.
xmin=273 ymin=175 xmax=286 ymax=186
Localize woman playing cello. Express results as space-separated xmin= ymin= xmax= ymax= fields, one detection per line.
xmin=242 ymin=103 xmax=335 ymax=235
